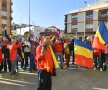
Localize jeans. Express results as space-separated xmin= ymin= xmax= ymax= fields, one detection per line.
xmin=30 ymin=54 xmax=35 ymax=70
xmin=11 ymin=60 xmax=17 ymax=75
xmin=94 ymin=55 xmax=100 ymax=68
xmin=71 ymin=50 xmax=74 ymax=64
xmin=2 ymin=54 xmax=11 ymax=72
xmin=55 ymin=52 xmax=64 ymax=67
xmin=24 ymin=52 xmax=30 ymax=69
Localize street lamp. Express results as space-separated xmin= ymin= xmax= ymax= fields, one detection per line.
xmin=84 ymin=1 xmax=87 ymax=41
xmin=29 ymin=0 xmax=30 ymax=32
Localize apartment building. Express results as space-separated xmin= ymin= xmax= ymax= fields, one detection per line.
xmin=0 ymin=0 xmax=13 ymax=35
xmin=65 ymin=0 xmax=108 ymax=40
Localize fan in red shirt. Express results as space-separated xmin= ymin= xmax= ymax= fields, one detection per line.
xmin=8 ymin=39 xmax=22 ymax=76
xmin=35 ymin=34 xmax=54 ymax=90
xmin=52 ymin=38 xmax=64 ymax=69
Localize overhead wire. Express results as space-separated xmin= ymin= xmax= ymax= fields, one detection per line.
xmin=12 ymin=0 xmax=33 ymax=24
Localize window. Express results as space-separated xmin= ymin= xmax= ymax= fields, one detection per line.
xmin=100 ymin=10 xmax=107 ymax=16
xmin=86 ymin=11 xmax=93 ymax=19
xmin=2 ymin=11 xmax=7 ymax=16
xmin=2 ymin=2 xmax=7 ymax=8
xmin=71 ymin=15 xmax=77 ymax=20
xmin=86 ymin=24 xmax=93 ymax=29
xmin=71 ymin=25 xmax=77 ymax=29
xmin=99 ymin=10 xmax=108 ymax=18
xmin=101 ymin=10 xmax=107 ymax=14
xmin=2 ymin=20 xmax=7 ymax=24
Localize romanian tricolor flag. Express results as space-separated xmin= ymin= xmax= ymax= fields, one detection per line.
xmin=92 ymin=21 xmax=108 ymax=51
xmin=74 ymin=40 xmax=93 ymax=68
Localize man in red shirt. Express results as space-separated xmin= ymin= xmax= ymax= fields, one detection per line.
xmin=8 ymin=39 xmax=22 ymax=76
xmin=53 ymin=38 xmax=64 ymax=69
xmin=35 ymin=34 xmax=54 ymax=90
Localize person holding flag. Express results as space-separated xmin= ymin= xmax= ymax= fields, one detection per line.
xmin=74 ymin=39 xmax=94 ymax=69
xmin=92 ymin=21 xmax=108 ymax=71
xmin=35 ymin=34 xmax=59 ymax=90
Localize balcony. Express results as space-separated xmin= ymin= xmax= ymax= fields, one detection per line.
xmin=71 ymin=29 xmax=77 ymax=34
xmin=10 ymin=17 xmax=13 ymax=20
xmin=64 ymin=15 xmax=67 ymax=22
xmin=11 ymin=0 xmax=13 ymax=6
xmin=11 ymin=9 xmax=13 ymax=13
xmin=72 ymin=20 xmax=77 ymax=25
xmin=86 ymin=18 xmax=93 ymax=24
xmin=85 ymin=29 xmax=93 ymax=33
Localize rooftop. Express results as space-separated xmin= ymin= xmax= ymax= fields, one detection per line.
xmin=68 ymin=0 xmax=108 ymax=14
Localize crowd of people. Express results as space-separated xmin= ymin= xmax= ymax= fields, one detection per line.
xmin=0 ymin=34 xmax=107 ymax=75
xmin=0 ymin=34 xmax=39 ymax=77
xmin=0 ymin=33 xmax=107 ymax=90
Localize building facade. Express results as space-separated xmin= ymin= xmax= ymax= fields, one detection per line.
xmin=65 ymin=0 xmax=108 ymax=40
xmin=0 ymin=0 xmax=13 ymax=35
xmin=15 ymin=25 xmax=46 ymax=38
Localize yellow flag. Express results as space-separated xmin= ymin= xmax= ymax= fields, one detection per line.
xmin=49 ymin=45 xmax=59 ymax=68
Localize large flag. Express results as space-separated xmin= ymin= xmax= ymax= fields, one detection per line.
xmin=74 ymin=39 xmax=93 ymax=68
xmin=92 ymin=21 xmax=108 ymax=51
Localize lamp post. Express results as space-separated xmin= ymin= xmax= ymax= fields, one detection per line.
xmin=84 ymin=1 xmax=87 ymax=41
xmin=29 ymin=0 xmax=30 ymax=32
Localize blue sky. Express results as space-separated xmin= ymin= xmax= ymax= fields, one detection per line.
xmin=12 ymin=0 xmax=95 ymax=29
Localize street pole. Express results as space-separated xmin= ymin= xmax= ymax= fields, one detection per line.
xmin=29 ymin=0 xmax=30 ymax=32
xmin=84 ymin=13 xmax=86 ymax=41
xmin=84 ymin=1 xmax=87 ymax=41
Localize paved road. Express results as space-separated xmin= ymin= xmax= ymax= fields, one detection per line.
xmin=0 ymin=66 xmax=108 ymax=90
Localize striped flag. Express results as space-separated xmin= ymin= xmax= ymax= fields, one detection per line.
xmin=92 ymin=21 xmax=108 ymax=51
xmin=74 ymin=40 xmax=93 ymax=68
